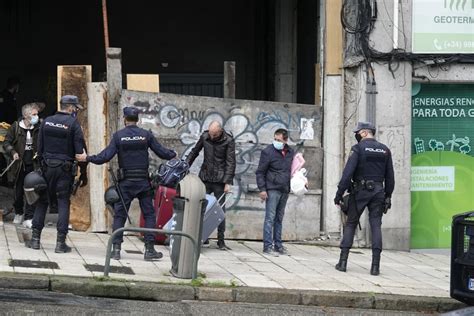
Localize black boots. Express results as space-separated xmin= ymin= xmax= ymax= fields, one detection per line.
xmin=335 ymin=248 xmax=381 ymax=275
xmin=112 ymin=243 xmax=121 ymax=260
xmin=27 ymin=230 xmax=70 ymax=253
xmin=55 ymin=233 xmax=71 ymax=253
xmin=370 ymin=253 xmax=381 ymax=276
xmin=26 ymin=228 xmax=41 ymax=250
xmin=217 ymin=239 xmax=231 ymax=250
xmin=335 ymin=248 xmax=349 ymax=272
xmin=113 ymin=242 xmax=162 ymax=261
xmin=144 ymin=241 xmax=163 ymax=261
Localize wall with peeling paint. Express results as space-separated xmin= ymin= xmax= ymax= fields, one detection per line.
xmin=119 ymin=91 xmax=323 ymax=241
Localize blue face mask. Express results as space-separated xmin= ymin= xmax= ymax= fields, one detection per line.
xmin=30 ymin=115 xmax=39 ymax=125
xmin=71 ymin=111 xmax=77 ymax=118
xmin=273 ymin=140 xmax=284 ymax=150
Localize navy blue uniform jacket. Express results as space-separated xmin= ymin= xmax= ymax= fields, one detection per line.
xmin=336 ymin=138 xmax=395 ymax=198
xmin=38 ymin=111 xmax=85 ymax=162
xmin=87 ymin=125 xmax=175 ymax=167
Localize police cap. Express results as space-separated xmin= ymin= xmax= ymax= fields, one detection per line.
xmin=123 ymin=106 xmax=139 ymax=117
xmin=60 ymin=95 xmax=83 ymax=109
xmin=353 ymin=121 xmax=376 ymax=133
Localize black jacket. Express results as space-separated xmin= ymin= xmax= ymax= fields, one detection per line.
xmin=256 ymin=144 xmax=294 ymax=193
xmin=186 ymin=130 xmax=236 ymax=184
xmin=3 ymin=119 xmax=40 ymax=182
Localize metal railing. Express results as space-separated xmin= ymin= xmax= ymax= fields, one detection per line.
xmin=104 ymin=227 xmax=199 ymax=279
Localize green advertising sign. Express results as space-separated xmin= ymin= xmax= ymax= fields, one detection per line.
xmin=411 ymin=83 xmax=474 ymax=248
xmin=412 ymin=0 xmax=474 ymax=53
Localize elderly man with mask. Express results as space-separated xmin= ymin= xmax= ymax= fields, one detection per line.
xmin=186 ymin=120 xmax=236 ymax=250
xmin=3 ymin=103 xmax=41 ymax=227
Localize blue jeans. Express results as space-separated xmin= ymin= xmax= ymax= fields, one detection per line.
xmin=263 ymin=190 xmax=289 ymax=250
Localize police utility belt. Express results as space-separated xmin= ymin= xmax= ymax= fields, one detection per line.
xmin=117 ymin=168 xmax=149 ymax=181
xmin=43 ymin=159 xmax=78 ymax=177
xmin=351 ymin=179 xmax=383 ymax=192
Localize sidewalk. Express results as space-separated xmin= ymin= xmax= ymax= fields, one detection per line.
xmin=0 ymin=222 xmax=464 ymax=312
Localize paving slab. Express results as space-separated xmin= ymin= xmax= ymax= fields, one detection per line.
xmin=0 ymin=222 xmax=455 ymax=306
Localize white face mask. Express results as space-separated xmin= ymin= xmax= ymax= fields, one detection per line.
xmin=273 ymin=140 xmax=285 ymax=150
xmin=30 ymin=115 xmax=39 ymax=125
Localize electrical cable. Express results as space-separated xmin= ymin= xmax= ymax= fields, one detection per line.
xmin=341 ymin=0 xmax=474 ymax=69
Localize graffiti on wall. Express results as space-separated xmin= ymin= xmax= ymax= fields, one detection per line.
xmin=126 ymin=95 xmax=319 ymax=210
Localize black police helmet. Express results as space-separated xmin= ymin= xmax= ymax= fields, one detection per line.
xmin=23 ymin=171 xmax=47 ymax=205
xmin=104 ymin=186 xmax=120 ymax=205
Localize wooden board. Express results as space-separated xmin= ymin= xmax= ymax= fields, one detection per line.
xmin=57 ymin=65 xmax=92 ymax=231
xmin=126 ymin=74 xmax=159 ymax=93
xmin=325 ymin=0 xmax=343 ymax=75
xmin=87 ymin=82 xmax=109 ymax=232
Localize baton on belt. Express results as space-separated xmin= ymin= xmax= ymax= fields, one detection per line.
xmin=108 ymin=167 xmax=132 ymax=224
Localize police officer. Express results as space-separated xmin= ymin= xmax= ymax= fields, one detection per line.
xmin=27 ymin=95 xmax=86 ymax=253
xmin=333 ymin=122 xmax=394 ymax=276
xmin=76 ymin=106 xmax=176 ymax=261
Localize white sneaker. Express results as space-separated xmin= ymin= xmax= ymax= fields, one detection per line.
xmin=13 ymin=214 xmax=24 ymax=224
xmin=22 ymin=219 xmax=32 ymax=229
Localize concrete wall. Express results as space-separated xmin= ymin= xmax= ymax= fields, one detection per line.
xmin=321 ymin=0 xmax=344 ymax=238
xmin=333 ymin=0 xmax=474 ymax=251
xmin=119 ymin=91 xmax=323 ymax=241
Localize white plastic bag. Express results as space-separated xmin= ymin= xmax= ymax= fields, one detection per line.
xmin=291 ymin=168 xmax=308 ymax=195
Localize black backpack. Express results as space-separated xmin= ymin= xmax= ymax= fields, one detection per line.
xmin=154 ymin=158 xmax=189 ymax=188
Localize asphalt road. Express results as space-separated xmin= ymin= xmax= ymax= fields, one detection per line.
xmin=0 ymin=289 xmax=432 ymax=316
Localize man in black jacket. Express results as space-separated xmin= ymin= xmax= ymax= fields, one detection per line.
xmin=256 ymin=128 xmax=294 ymax=256
xmin=186 ymin=120 xmax=236 ymax=250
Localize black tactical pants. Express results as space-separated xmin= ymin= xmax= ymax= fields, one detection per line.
xmin=340 ymin=184 xmax=385 ymax=253
xmin=32 ymin=162 xmax=73 ymax=235
xmin=112 ymin=179 xmax=155 ymax=244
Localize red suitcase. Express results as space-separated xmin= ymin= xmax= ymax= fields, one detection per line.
xmin=140 ymin=186 xmax=177 ymax=244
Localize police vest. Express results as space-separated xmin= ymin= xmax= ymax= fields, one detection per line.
xmin=42 ymin=114 xmax=75 ymax=159
xmin=353 ymin=139 xmax=390 ymax=182
xmin=117 ymin=127 xmax=150 ymax=170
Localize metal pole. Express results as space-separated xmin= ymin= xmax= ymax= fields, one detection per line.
xmin=104 ymin=227 xmax=199 ymax=279
xmin=102 ymin=0 xmax=110 ymax=60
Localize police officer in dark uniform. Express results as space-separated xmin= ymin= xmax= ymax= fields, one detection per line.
xmin=76 ymin=106 xmax=176 ymax=261
xmin=333 ymin=122 xmax=394 ymax=276
xmin=27 ymin=95 xmax=86 ymax=253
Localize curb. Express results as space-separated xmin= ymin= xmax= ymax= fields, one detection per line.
xmin=0 ymin=272 xmax=466 ymax=313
